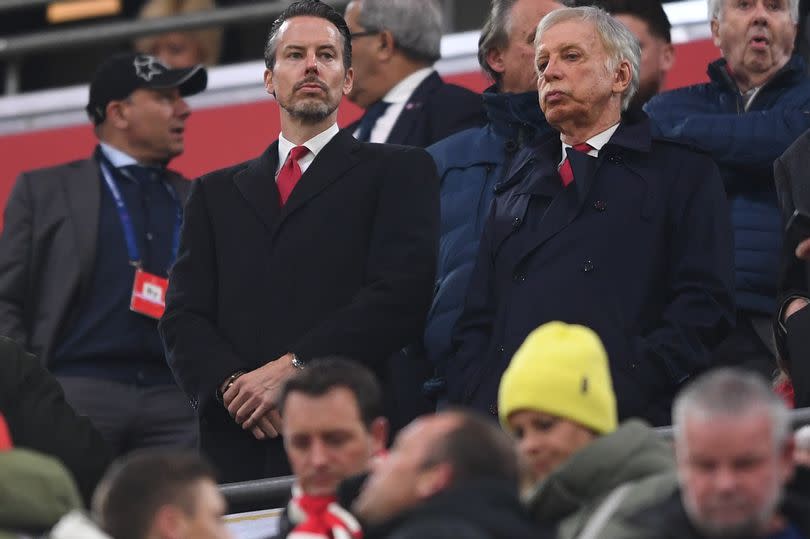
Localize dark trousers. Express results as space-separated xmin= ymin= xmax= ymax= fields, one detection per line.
xmin=786 ymin=305 xmax=810 ymax=408
xmin=56 ymin=376 xmax=198 ymax=457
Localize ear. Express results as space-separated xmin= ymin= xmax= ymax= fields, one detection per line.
xmin=369 ymin=417 xmax=389 ymax=454
xmin=612 ymin=59 xmax=632 ymax=95
xmin=415 ymin=462 xmax=453 ymax=499
xmin=485 ymin=47 xmax=507 ymax=77
xmin=343 ymin=66 xmax=355 ymax=96
xmin=782 ymin=437 xmax=797 ymax=484
xmin=660 ymin=42 xmax=675 ymax=75
xmin=106 ymin=101 xmax=129 ymax=130
xmin=152 ymin=505 xmax=187 ymax=539
xmin=376 ymin=30 xmax=396 ymax=62
xmin=710 ymin=18 xmax=721 ymax=49
xmin=264 ymin=68 xmax=275 ymax=98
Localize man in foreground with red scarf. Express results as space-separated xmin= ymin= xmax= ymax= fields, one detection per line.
xmin=274 ymin=358 xmax=388 ymax=539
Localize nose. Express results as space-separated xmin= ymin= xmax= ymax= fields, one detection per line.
xmin=542 ymin=56 xmax=563 ymax=82
xmin=310 ymin=439 xmax=329 ymax=467
xmin=305 ymin=51 xmax=319 ymax=73
xmin=713 ymin=466 xmax=739 ymax=493
xmin=175 ymin=97 xmax=191 ymax=120
xmin=751 ymin=0 xmax=769 ymax=24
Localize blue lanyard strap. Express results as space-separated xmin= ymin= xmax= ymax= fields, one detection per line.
xmin=96 ymin=149 xmax=182 ymax=271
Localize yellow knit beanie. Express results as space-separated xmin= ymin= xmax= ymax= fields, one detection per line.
xmin=498 ymin=321 xmax=618 ymax=434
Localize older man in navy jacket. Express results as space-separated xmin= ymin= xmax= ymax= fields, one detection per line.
xmin=447 ymin=6 xmax=735 ymax=425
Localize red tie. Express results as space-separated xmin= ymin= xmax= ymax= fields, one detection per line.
xmin=277 ymin=145 xmax=310 ymax=205
xmin=558 ymin=143 xmax=593 ymax=187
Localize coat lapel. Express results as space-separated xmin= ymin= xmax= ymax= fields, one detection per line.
xmin=62 ymin=159 xmax=101 ymax=294
xmin=276 ymin=129 xmax=362 ymax=228
xmin=385 ymin=71 xmax=442 ymax=145
xmin=234 ymin=144 xmax=281 ymax=231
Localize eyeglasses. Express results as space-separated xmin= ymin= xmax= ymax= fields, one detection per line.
xmin=350 ymin=29 xmax=380 ymax=40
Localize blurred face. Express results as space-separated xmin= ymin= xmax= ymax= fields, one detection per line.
xmin=615 ymin=14 xmax=673 ymax=108
xmin=711 ymin=0 xmax=797 ymax=91
xmin=507 ymin=410 xmax=596 ymax=483
xmin=282 ymin=387 xmax=385 ymax=496
xmin=265 ymin=16 xmax=353 ymax=125
xmin=180 ymin=480 xmax=233 ymax=539
xmin=677 ymin=411 xmax=794 ymax=537
xmin=114 ymin=87 xmax=190 ymax=164
xmin=142 ymin=32 xmax=204 ymax=68
xmin=353 ymin=416 xmax=455 ymax=526
xmin=486 ymin=0 xmax=563 ymax=93
xmin=536 ymin=19 xmax=631 ymax=139
xmin=344 ymin=1 xmax=386 ymax=108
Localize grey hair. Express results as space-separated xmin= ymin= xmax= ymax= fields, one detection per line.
xmin=708 ymin=0 xmax=799 ymax=23
xmin=478 ymin=0 xmax=519 ymax=83
xmin=534 ymin=6 xmax=640 ymax=111
xmin=478 ymin=0 xmax=571 ymax=84
xmin=673 ymin=368 xmax=791 ymax=450
xmin=357 ymin=0 xmax=443 ymax=63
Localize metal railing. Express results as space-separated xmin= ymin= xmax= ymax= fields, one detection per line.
xmin=0 ymin=1 xmax=350 ymax=94
xmin=219 ymin=406 xmax=810 ymax=513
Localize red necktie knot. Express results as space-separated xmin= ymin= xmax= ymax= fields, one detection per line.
xmin=278 ymin=145 xmax=310 ymax=206
xmin=559 ymin=142 xmax=594 ymax=187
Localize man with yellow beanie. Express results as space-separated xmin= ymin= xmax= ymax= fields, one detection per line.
xmin=498 ymin=321 xmax=674 ymax=539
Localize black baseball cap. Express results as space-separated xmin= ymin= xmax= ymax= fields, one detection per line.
xmin=86 ymin=52 xmax=208 ymax=125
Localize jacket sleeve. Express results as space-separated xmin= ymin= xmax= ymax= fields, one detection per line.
xmin=1 ymin=336 xmax=111 ymax=506
xmin=645 ymin=98 xmax=810 ymax=181
xmin=0 ymin=174 xmax=33 ymax=346
xmin=445 ymin=203 xmax=498 ymax=403
xmin=159 ymin=178 xmax=250 ymax=412
xmin=289 ymin=148 xmax=439 ymax=368
xmin=632 ymin=153 xmax=736 ymax=388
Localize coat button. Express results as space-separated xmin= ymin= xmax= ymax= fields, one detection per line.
xmin=583 ymin=260 xmax=595 ymax=272
xmin=489 ymin=404 xmax=498 ymax=416
xmin=504 ymin=140 xmax=518 ymax=153
xmin=593 ymin=200 xmax=607 ymax=212
xmin=608 ymin=155 xmax=623 ymax=164
xmin=512 ymin=217 xmax=522 ymax=229
xmin=513 ymin=272 xmax=526 ymax=282
xmin=498 ymin=345 xmax=505 ymax=354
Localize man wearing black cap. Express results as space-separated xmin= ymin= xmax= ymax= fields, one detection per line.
xmin=0 ymin=53 xmax=207 ymax=458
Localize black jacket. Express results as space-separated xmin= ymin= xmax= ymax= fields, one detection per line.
xmin=365 ymin=480 xmax=548 ymax=539
xmin=160 ymin=129 xmax=439 ymax=481
xmin=0 ymin=336 xmax=111 ymax=506
xmin=345 ymin=71 xmax=485 ymax=148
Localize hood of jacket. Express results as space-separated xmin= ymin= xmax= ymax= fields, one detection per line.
xmin=0 ymin=449 xmax=82 ymax=535
xmin=527 ymin=420 xmax=674 ymax=523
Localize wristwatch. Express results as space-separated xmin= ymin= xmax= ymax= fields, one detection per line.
xmin=291 ymin=353 xmax=306 ymax=370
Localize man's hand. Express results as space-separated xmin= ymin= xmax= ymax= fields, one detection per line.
xmin=785 ymin=297 xmax=810 ymax=322
xmin=222 ymin=353 xmax=297 ymax=438
xmin=797 ymin=238 xmax=810 ymax=260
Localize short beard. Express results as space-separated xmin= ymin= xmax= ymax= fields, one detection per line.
xmin=683 ymin=487 xmax=782 ymax=539
xmin=283 ymin=100 xmax=337 ymax=124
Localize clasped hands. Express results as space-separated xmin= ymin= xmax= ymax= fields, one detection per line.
xmin=221 ymin=353 xmax=297 ymax=440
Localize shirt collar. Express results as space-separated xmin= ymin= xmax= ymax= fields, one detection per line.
xmin=561 ymin=122 xmax=620 ymax=159
xmin=382 ymin=67 xmax=434 ymax=104
xmin=278 ymin=123 xmax=340 ymax=165
xmin=99 ymin=142 xmax=139 ymax=168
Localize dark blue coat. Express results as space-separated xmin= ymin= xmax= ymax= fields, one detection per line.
xmin=644 ymin=55 xmax=810 ymax=316
xmin=424 ymin=89 xmax=551 ymax=381
xmin=446 ymin=118 xmax=735 ymax=425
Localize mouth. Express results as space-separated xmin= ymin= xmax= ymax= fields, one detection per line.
xmin=544 ymin=90 xmax=566 ymax=104
xmin=296 ymin=80 xmax=327 ymax=93
xmin=749 ymin=34 xmax=770 ymax=50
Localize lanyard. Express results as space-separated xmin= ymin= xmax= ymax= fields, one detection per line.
xmin=96 ymin=149 xmax=181 ymax=271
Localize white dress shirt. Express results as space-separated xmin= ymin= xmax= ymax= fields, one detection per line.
xmin=99 ymin=142 xmax=138 ymax=167
xmin=276 ymin=122 xmax=340 ymax=178
xmin=353 ymin=67 xmax=435 ymax=144
xmin=559 ymin=122 xmax=621 ymax=168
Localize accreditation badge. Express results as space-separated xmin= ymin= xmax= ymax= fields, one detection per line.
xmin=130 ymin=268 xmax=169 ymax=319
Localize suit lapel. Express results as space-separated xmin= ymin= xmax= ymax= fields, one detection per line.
xmin=62 ymin=159 xmax=101 ymax=294
xmin=518 ymin=142 xmax=601 ymax=258
xmin=385 ymin=71 xmax=442 ymax=145
xmin=277 ymin=130 xmax=361 ymax=229
xmin=234 ymin=144 xmax=281 ymax=231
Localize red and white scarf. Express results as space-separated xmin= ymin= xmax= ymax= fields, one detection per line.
xmin=287 ymin=484 xmax=363 ymax=539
